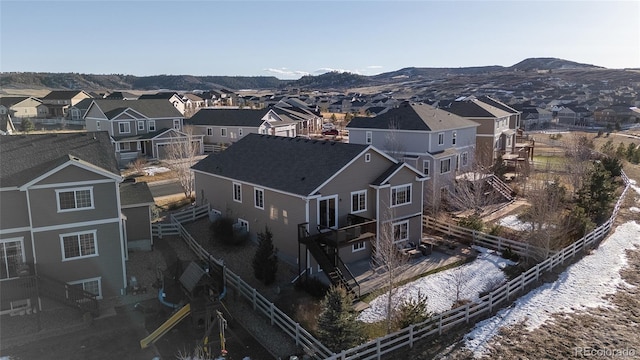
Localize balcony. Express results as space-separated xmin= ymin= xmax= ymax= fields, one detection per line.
xmin=298 ymin=214 xmax=376 ymax=248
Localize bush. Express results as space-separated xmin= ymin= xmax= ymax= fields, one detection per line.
xmin=210 ymin=217 xmax=249 ymax=246
xmin=502 ymin=247 xmax=520 ymax=262
xmin=458 ymin=215 xmax=484 ymax=232
xmin=252 ymin=226 xmax=278 ymax=285
xmin=392 ymin=291 xmax=431 ymax=329
xmin=295 ymin=277 xmax=329 ymax=299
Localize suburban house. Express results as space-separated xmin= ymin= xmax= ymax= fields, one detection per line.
xmin=0 ymin=97 xmax=49 ymax=120
xmin=183 ymin=93 xmax=206 ymax=117
xmin=192 ymin=134 xmax=425 ymax=291
xmin=346 ymin=101 xmax=479 ymax=207
xmin=437 ymin=96 xmax=520 ymax=166
xmin=40 ymin=90 xmax=93 ymax=118
xmin=138 ymin=92 xmax=186 ymax=115
xmin=119 ymin=182 xmax=155 ymax=252
xmin=0 ymin=132 xmax=129 ymax=316
xmin=271 ymin=98 xmax=324 ymax=135
xmin=84 ymin=99 xmax=203 ymax=166
xmin=186 ymin=108 xmax=297 ymax=150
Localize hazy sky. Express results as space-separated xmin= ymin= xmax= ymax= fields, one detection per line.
xmin=1 ymin=1 xmax=638 ymax=79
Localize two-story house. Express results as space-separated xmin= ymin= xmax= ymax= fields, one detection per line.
xmin=439 ymin=97 xmax=519 ymax=166
xmin=138 ymin=92 xmax=186 ymax=115
xmin=0 ymin=97 xmax=49 ymax=120
xmin=187 ymin=108 xmax=298 ymax=150
xmin=84 ymin=99 xmax=203 ymax=166
xmin=40 ymin=90 xmax=93 ymax=118
xmin=192 ymin=134 xmax=425 ymax=289
xmin=347 ymin=102 xmax=479 ymax=208
xmin=0 ymin=132 xmax=127 ymax=316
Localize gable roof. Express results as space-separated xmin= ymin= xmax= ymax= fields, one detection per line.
xmin=0 ymin=97 xmax=29 ymax=107
xmin=477 ymin=96 xmax=520 ymax=115
xmin=120 ymin=182 xmax=155 ymax=207
xmin=42 ymin=90 xmax=91 ymax=100
xmin=192 ymin=134 xmax=370 ymax=196
xmin=347 ymin=102 xmax=478 ymax=132
xmin=89 ymin=99 xmax=184 ymax=119
xmin=186 ymin=109 xmax=269 ymax=127
xmin=0 ymin=131 xmax=120 ymax=187
xmin=139 ymin=92 xmax=180 ymax=100
xmin=439 ymin=99 xmax=512 ymax=119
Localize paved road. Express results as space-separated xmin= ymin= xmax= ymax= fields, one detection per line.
xmin=147 ymin=179 xmax=183 ymax=198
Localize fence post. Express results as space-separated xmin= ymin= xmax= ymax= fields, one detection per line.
xmin=376 ymin=337 xmax=382 ymax=360
xmin=438 ymin=314 xmax=443 ymax=335
xmin=488 ymin=292 xmax=493 ymax=314
xmin=465 ymin=303 xmax=470 ymax=323
xmin=535 ymin=266 xmax=540 ymax=281
xmin=252 ymin=288 xmax=257 ymax=310
xmin=270 ymin=302 xmax=274 ymax=325
xmin=409 ymin=324 xmax=414 ymax=348
xmin=295 ymin=322 xmax=300 ymax=346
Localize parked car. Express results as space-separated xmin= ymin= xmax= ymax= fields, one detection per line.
xmin=322 ymin=122 xmax=335 ymax=130
xmin=322 ymin=128 xmax=339 ymax=136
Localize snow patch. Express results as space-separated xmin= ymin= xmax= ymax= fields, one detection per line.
xmin=497 ymin=215 xmax=533 ymax=232
xmin=464 ymin=221 xmax=640 ymax=357
xmin=357 ymin=247 xmax=516 ymax=323
xmin=144 ymin=166 xmax=171 ymax=176
xmin=630 ymin=207 xmax=640 ymax=213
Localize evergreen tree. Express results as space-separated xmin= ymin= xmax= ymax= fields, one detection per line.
xmin=600 ymin=139 xmax=614 ymax=157
xmin=317 ymin=286 xmax=364 ymax=352
xmin=20 ymin=118 xmax=34 ymax=133
xmin=615 ymin=142 xmax=626 ymax=159
xmin=252 ymin=226 xmax=278 ymax=285
xmin=576 ymin=162 xmax=616 ymax=224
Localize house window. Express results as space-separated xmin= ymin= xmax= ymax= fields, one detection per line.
xmin=365 ymin=153 xmax=371 ymax=162
xmin=70 ymin=109 xmax=80 ymax=120
xmin=366 ymin=131 xmax=372 ymax=144
xmin=452 ymin=131 xmax=457 ymax=145
xmin=221 ymin=128 xmax=227 ymax=137
xmin=237 ymin=219 xmax=249 ymax=232
xmin=239 ymin=128 xmax=243 ymax=137
xmin=318 ymin=196 xmax=337 ymax=229
xmin=118 ymin=122 xmax=130 ymax=134
xmin=68 ymin=277 xmax=102 ymax=299
xmin=60 ymin=231 xmax=98 ymax=260
xmin=461 ymin=152 xmax=468 ymax=166
xmin=391 ymin=184 xmax=411 ymax=207
xmin=352 ymin=241 xmax=366 ymax=252
xmin=440 ymin=158 xmax=451 ymax=174
xmin=423 ymin=160 xmax=430 ymax=177
xmin=119 ymin=142 xmax=131 ymax=151
xmin=56 ymin=187 xmax=94 ymax=212
xmin=438 ymin=133 xmax=444 ymax=145
xmin=233 ymin=182 xmax=242 ymax=203
xmin=351 ymin=190 xmax=367 ymax=213
xmin=96 ymin=121 xmax=100 ymax=130
xmin=173 ymin=119 xmax=181 ymax=130
xmin=392 ymin=221 xmax=409 ymax=243
xmin=0 ymin=238 xmax=25 ymax=280
xmin=207 ymin=128 xmax=213 ymax=136
xmin=137 ymin=121 xmax=145 ymax=131
xmin=148 ymin=120 xmax=156 ymax=132
xmin=254 ymin=188 xmax=264 ymax=209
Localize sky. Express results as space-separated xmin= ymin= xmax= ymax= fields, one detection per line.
xmin=1 ymin=1 xmax=639 ymax=79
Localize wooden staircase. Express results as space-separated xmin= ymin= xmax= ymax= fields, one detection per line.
xmin=486 ymin=174 xmax=514 ymax=202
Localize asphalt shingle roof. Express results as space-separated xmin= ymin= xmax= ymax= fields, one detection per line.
xmin=120 ymin=182 xmax=155 ymax=206
xmin=0 ymin=97 xmax=29 ymax=107
xmin=192 ymin=134 xmax=369 ymax=196
xmin=186 ymin=109 xmax=269 ymax=127
xmin=347 ymin=102 xmax=477 ymax=132
xmin=42 ymin=90 xmax=89 ymax=100
xmin=0 ymin=132 xmax=119 ymax=187
xmin=90 ymin=99 xmax=183 ymax=119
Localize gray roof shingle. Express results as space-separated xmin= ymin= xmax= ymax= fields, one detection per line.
xmin=347 ymin=102 xmax=477 ymax=132
xmin=0 ymin=132 xmax=119 ymax=187
xmin=192 ymin=134 xmax=369 ymax=196
xmin=186 ymin=109 xmax=269 ymax=127
xmin=120 ymin=182 xmax=155 ymax=206
xmin=90 ymin=99 xmax=183 ymax=119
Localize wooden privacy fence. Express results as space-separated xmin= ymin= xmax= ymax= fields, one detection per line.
xmin=157 ymin=203 xmax=334 ymax=359
xmin=329 ymin=172 xmax=630 ymax=360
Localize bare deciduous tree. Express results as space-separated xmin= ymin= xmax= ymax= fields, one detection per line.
xmin=383 ymin=120 xmax=405 ymax=161
xmin=522 ymin=177 xmax=567 ymax=260
xmin=165 ymin=125 xmax=201 ymax=200
xmin=447 ymin=267 xmax=471 ymax=308
xmin=563 ymin=134 xmax=594 ymax=195
xmin=445 ymin=160 xmax=504 ymax=216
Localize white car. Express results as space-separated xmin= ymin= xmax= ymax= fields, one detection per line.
xmin=322 ymin=122 xmax=335 ymax=130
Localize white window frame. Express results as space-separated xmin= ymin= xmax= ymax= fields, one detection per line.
xmin=56 ymin=187 xmax=94 ymax=212
xmin=254 ymin=187 xmax=264 ymax=210
xmin=392 ymin=220 xmax=409 ymax=243
xmin=422 ymin=160 xmax=430 ymax=177
xmin=461 ymin=152 xmax=468 ymax=167
xmin=351 ymin=190 xmax=367 ymax=213
xmin=68 ymin=277 xmax=102 ymax=299
xmin=317 ymin=195 xmax=338 ymax=229
xmin=440 ymin=158 xmax=451 ymax=174
xmin=452 ymin=131 xmax=457 ymax=145
xmin=137 ymin=120 xmax=145 ymax=131
xmin=438 ymin=132 xmax=444 ymax=145
xmin=365 ymin=131 xmax=372 ymax=144
xmin=221 ymin=128 xmax=227 ymax=137
xmin=118 ymin=122 xmax=131 ymax=134
xmin=148 ymin=120 xmax=156 ymax=132
xmin=60 ymin=230 xmax=98 ymax=261
xmin=352 ymin=241 xmax=366 ymax=252
xmin=207 ymin=127 xmax=213 ymax=136
xmin=0 ymin=237 xmax=26 ymax=280
xmin=365 ymin=153 xmax=371 ymax=162
xmin=173 ymin=119 xmax=181 ymax=130
xmin=237 ymin=218 xmax=249 ymax=232
xmin=390 ymin=184 xmax=412 ymax=207
xmin=232 ymin=182 xmax=242 ymax=203
xmin=119 ymin=142 xmax=131 ymax=152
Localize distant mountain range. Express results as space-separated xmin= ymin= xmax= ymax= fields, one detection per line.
xmin=0 ymin=58 xmax=627 ymax=92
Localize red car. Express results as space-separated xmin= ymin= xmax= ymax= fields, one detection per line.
xmin=322 ymin=128 xmax=339 ymax=136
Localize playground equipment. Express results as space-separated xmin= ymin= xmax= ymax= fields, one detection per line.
xmin=140 ymin=259 xmax=226 ymax=350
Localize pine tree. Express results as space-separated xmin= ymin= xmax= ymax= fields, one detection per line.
xmin=576 ymin=162 xmax=616 ymax=224
xmin=20 ymin=118 xmax=34 ymax=133
xmin=252 ymin=226 xmax=278 ymax=285
xmin=317 ymin=286 xmax=364 ymax=352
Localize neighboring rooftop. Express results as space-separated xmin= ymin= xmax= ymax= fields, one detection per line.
xmin=0 ymin=131 xmax=119 ymax=187
xmin=192 ymin=133 xmax=370 ymax=196
xmin=89 ymin=99 xmax=184 ymax=119
xmin=187 ymin=108 xmax=269 ymax=127
xmin=120 ymin=182 xmax=155 ymax=207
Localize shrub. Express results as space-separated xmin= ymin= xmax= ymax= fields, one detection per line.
xmin=252 ymin=226 xmax=278 ymax=285
xmin=317 ymin=286 xmax=364 ymax=353
xmin=458 ymin=215 xmax=484 ymax=232
xmin=392 ymin=291 xmax=431 ymax=329
xmin=210 ymin=217 xmax=248 ymax=246
xmin=295 ymin=277 xmax=329 ymax=299
xmin=502 ymin=247 xmax=520 ymax=262
xmin=20 ymin=118 xmax=35 ymax=133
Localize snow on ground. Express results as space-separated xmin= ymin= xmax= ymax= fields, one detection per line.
xmin=631 ymin=207 xmax=640 ymax=213
xmin=464 ymin=221 xmax=640 ymax=358
xmin=144 ymin=166 xmax=170 ymax=176
xmin=497 ymin=215 xmax=533 ymax=232
xmin=357 ymin=247 xmax=516 ymax=323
